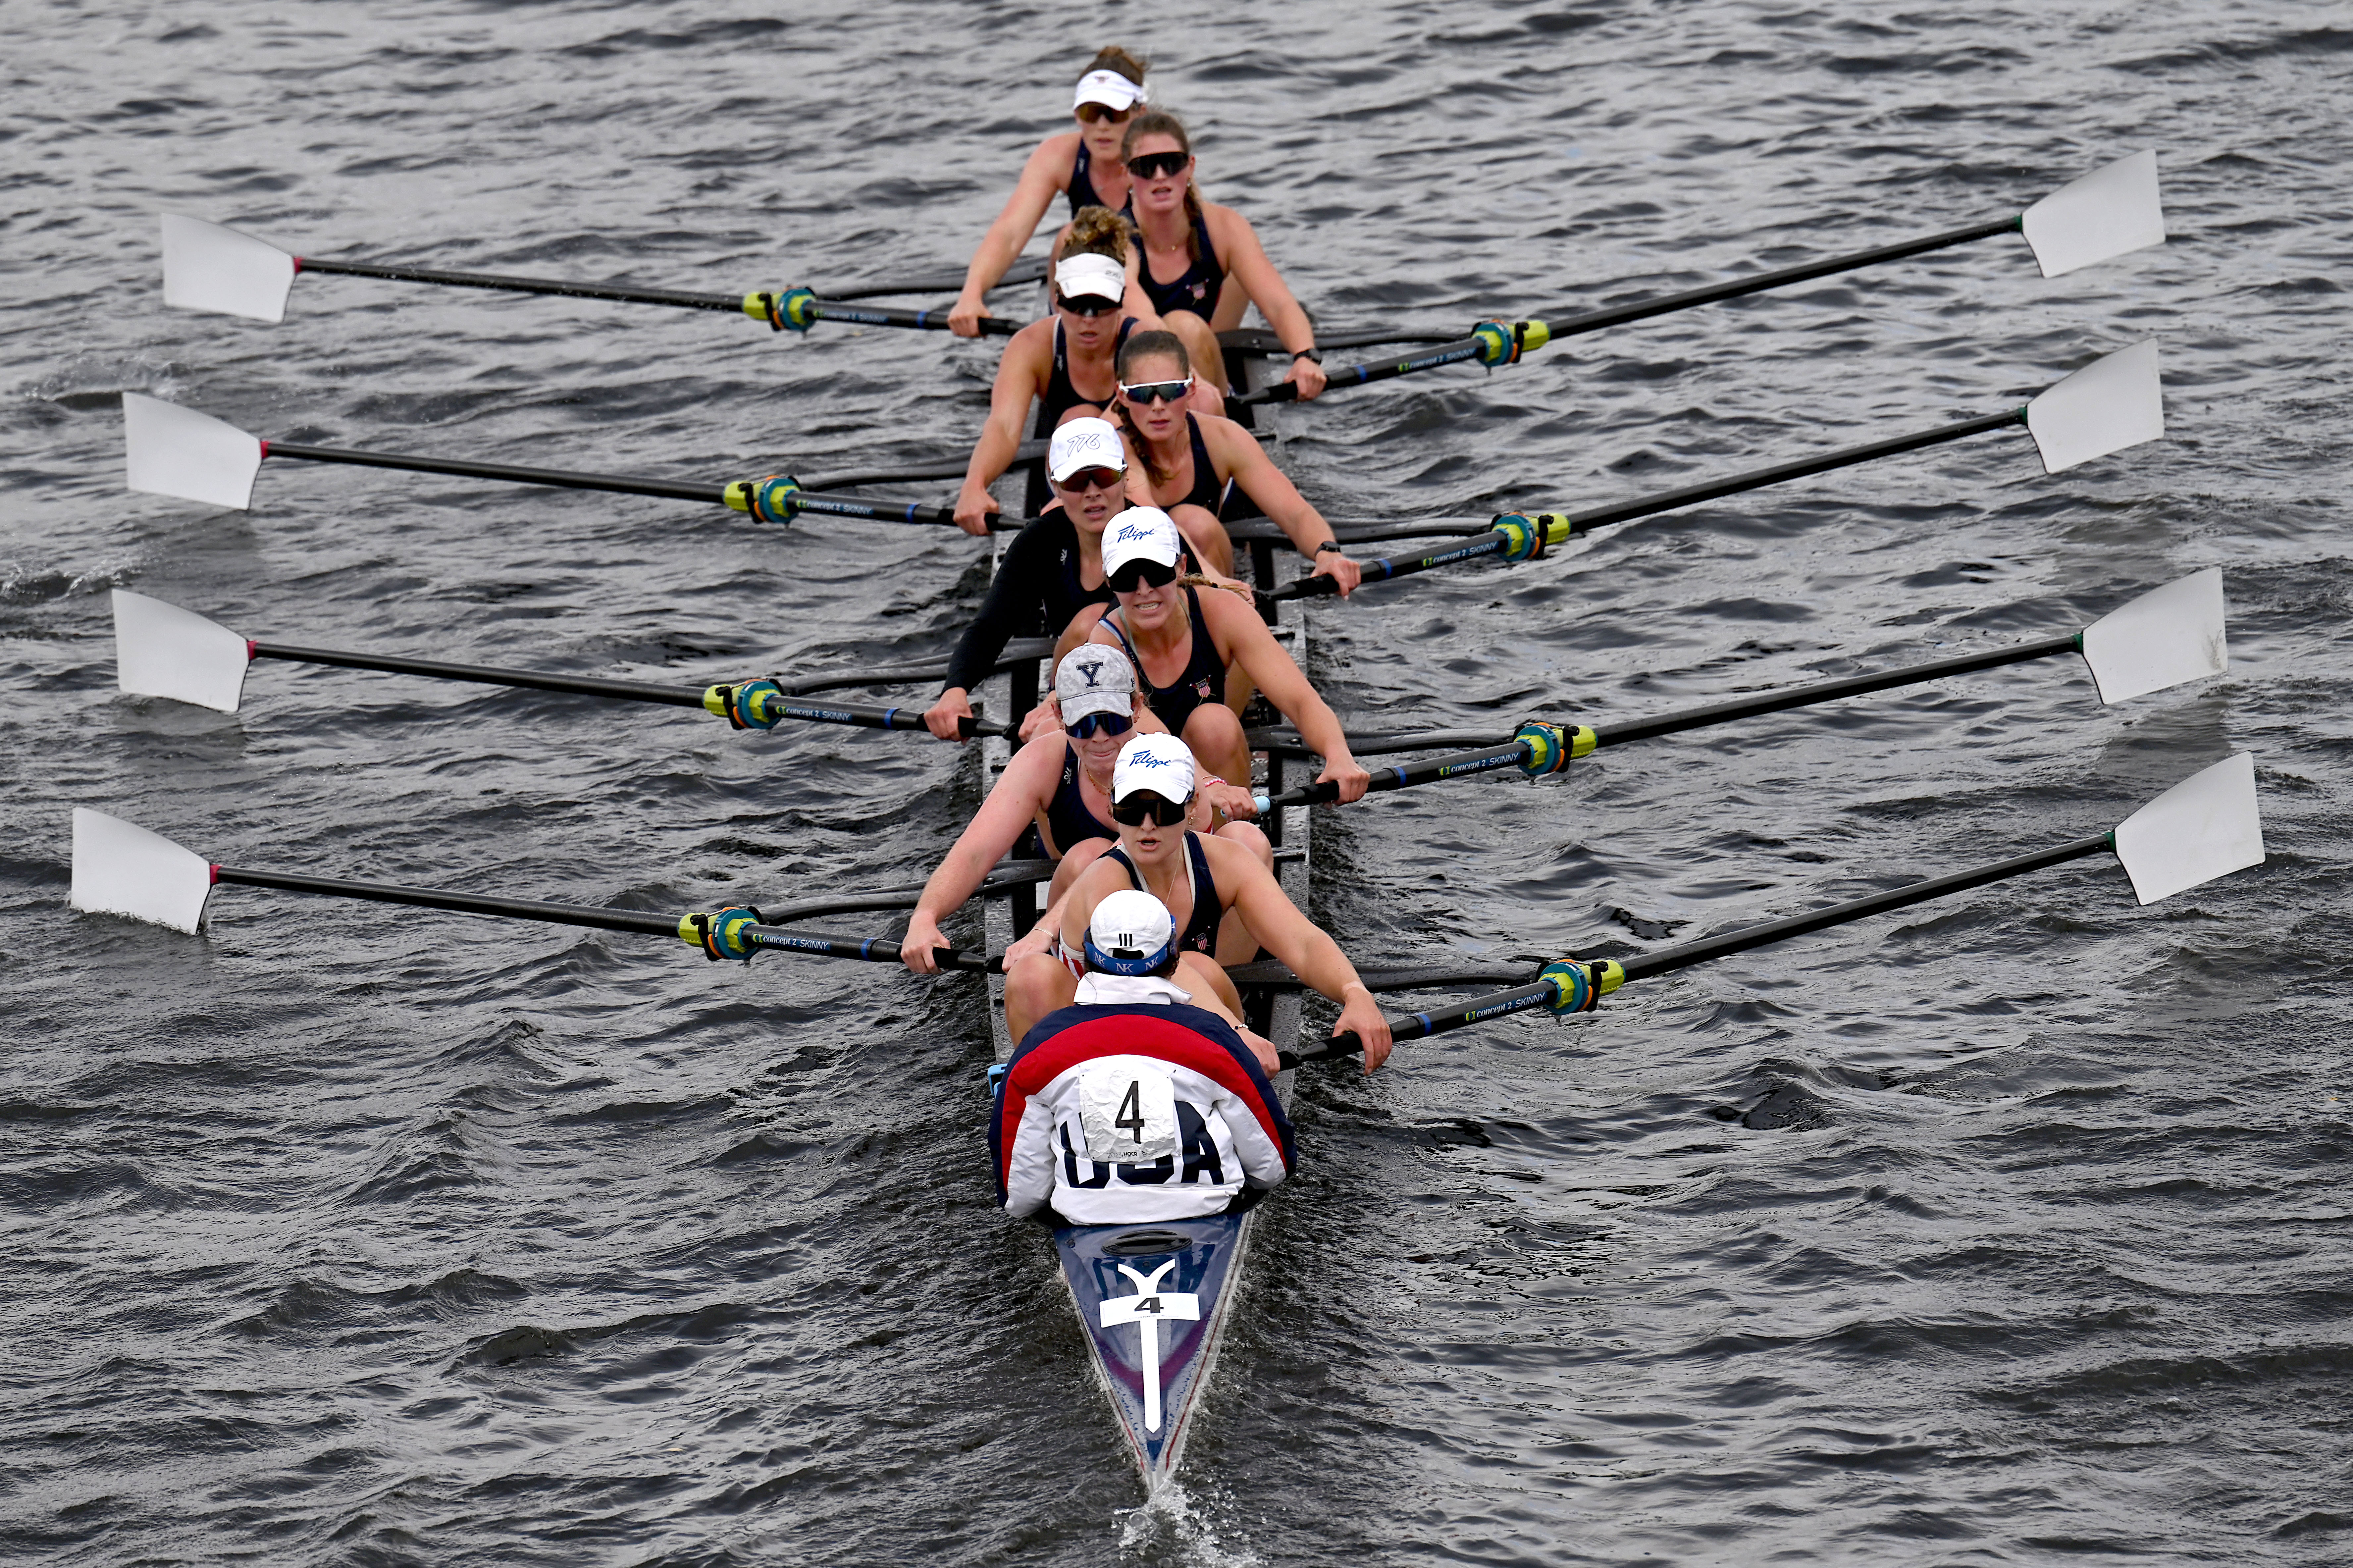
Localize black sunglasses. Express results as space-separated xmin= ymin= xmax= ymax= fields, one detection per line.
xmin=1125 ymin=151 xmax=1189 ymax=180
xmin=1066 ymin=710 xmax=1134 ymax=740
xmin=1054 ymin=292 xmax=1120 ymax=318
xmin=1053 ymin=465 xmax=1125 ymax=494
xmin=1119 ymin=377 xmax=1192 ymax=406
xmin=1108 ymin=557 xmax=1180 ymax=593
xmin=1111 ymin=791 xmax=1191 ymax=827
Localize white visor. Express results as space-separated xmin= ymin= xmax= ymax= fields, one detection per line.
xmin=1054 ymin=252 xmax=1127 ymax=305
xmin=1073 ymin=69 xmax=1147 ymax=114
xmin=1048 ymin=416 xmax=1127 ymax=483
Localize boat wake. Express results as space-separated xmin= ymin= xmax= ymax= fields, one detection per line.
xmin=1115 ymin=1478 xmax=1259 ymax=1568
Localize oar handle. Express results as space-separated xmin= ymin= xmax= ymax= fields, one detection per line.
xmin=264 ymin=441 xmax=728 ymax=505
xmin=295 ymin=257 xmax=742 ymax=313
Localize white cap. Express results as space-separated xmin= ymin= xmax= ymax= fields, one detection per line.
xmin=1101 ymin=506 xmax=1182 ymax=581
xmin=1073 ymin=69 xmax=1147 ymax=114
xmin=1054 ymin=252 xmax=1126 ymax=305
xmin=1085 ymin=888 xmax=1177 ymax=978
xmin=1113 ymin=731 xmax=1197 ymax=804
xmin=1056 ymin=645 xmax=1135 ymax=723
xmin=1048 ymin=416 xmax=1127 ymax=483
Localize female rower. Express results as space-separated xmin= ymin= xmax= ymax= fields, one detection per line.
xmin=924 ymin=417 xmax=1228 ymax=743
xmin=1119 ymin=109 xmax=1327 ymax=401
xmin=1001 ymin=732 xmax=1393 ymax=1070
xmin=952 ymin=207 xmax=1220 ymax=531
xmin=947 ymin=48 xmax=1149 ymax=340
xmin=1111 ymin=330 xmax=1363 ymax=596
xmin=1056 ymin=508 xmax=1372 ymax=803
xmin=901 ymin=651 xmax=1261 ymax=977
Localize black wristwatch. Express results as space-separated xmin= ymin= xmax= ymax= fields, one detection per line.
xmin=1314 ymin=540 xmax=1343 ymax=555
xmin=1291 ymin=347 xmax=1323 ymax=364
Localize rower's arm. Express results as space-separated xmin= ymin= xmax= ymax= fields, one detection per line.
xmin=1213 ymin=208 xmax=1323 ymax=394
xmin=956 ymin=329 xmax=1049 ymax=533
xmin=951 ymin=136 xmax=1073 ymax=336
xmin=1209 ymin=422 xmax=1357 ymax=594
xmin=1219 ymin=847 xmax=1392 ymax=1070
xmin=902 ymin=734 xmax=1064 ymax=971
xmin=1210 ymin=595 xmax=1371 ymax=800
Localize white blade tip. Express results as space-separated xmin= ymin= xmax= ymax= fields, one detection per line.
xmin=113 ymin=589 xmax=254 ymax=713
xmin=2026 ymin=340 xmax=2164 ymax=475
xmin=123 ymin=392 xmax=265 ymax=510
xmin=2078 ymin=568 xmax=2227 ymax=705
xmin=160 ymin=213 xmax=297 ymax=323
xmin=2113 ymin=752 xmax=2264 ymax=906
xmin=2022 ymin=150 xmax=2166 ymax=279
xmin=71 ymin=808 xmax=216 ymax=934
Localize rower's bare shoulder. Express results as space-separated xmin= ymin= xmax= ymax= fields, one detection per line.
xmin=1027 ymin=131 xmax=1085 ymax=177
xmin=1202 ymin=201 xmax=1263 ymax=254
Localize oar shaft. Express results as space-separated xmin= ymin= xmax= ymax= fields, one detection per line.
xmin=215 ymin=865 xmax=685 ymax=936
xmin=1551 ymin=408 xmax=2024 ymax=537
xmin=263 ymin=441 xmax=727 ymax=505
xmin=738 ymin=924 xmax=995 ymax=972
xmin=758 ymin=694 xmax=1008 ymax=737
xmin=1596 ymin=635 xmax=2081 ymax=746
xmin=1280 ymin=980 xmax=1561 ymax=1069
xmin=1619 ymin=834 xmax=2113 ymax=983
xmin=249 ymin=642 xmax=709 ymax=708
xmin=1263 ymin=740 xmax=1530 ymax=809
xmin=1233 ymin=335 xmax=1488 ymax=408
xmin=1265 ymin=531 xmax=1508 ymax=601
xmin=1547 ymin=216 xmax=2021 ymax=340
xmin=804 ymin=302 xmax=1020 ymax=336
xmin=295 ymin=257 xmax=740 ymax=312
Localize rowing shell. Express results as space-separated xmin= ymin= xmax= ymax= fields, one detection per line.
xmin=982 ymin=516 xmax=1311 ymax=1490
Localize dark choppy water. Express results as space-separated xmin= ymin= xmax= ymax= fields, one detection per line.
xmin=5 ymin=3 xmax=2350 ymax=1563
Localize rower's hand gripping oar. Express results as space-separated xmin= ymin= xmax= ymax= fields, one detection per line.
xmin=65 ymin=807 xmax=1003 ymax=972
xmin=1236 ymin=151 xmax=2165 ymax=408
xmin=1277 ymin=749 xmax=2264 ymax=1068
xmin=1252 ymin=568 xmax=2227 ymax=811
xmin=1266 ymin=339 xmax=2166 ymax=602
xmin=118 ymin=392 xmax=1040 ymax=531
xmin=158 ymin=213 xmax=1034 ymax=333
xmin=105 ymin=590 xmax=1012 ymax=738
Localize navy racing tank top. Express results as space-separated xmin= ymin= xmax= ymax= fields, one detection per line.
xmin=1039 ymin=742 xmax=1118 ymax=858
xmin=1103 ymin=834 xmax=1223 ymax=957
xmin=1107 ymin=585 xmax=1227 ymax=738
xmin=1137 ymin=210 xmax=1224 ymax=321
xmin=1028 ymin=316 xmax=1138 ymax=516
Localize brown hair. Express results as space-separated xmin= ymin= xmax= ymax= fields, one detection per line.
xmin=1121 ymin=110 xmax=1205 ymax=264
xmin=1084 ymin=46 xmax=1148 ymax=86
xmin=1065 ymin=203 xmax=1132 ymax=264
xmin=1113 ymin=331 xmax=1191 ymax=486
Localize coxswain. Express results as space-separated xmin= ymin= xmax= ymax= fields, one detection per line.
xmin=1111 ymin=330 xmax=1364 ymax=596
xmin=924 ymin=416 xmax=1229 ymax=742
xmin=947 ymin=49 xmax=1148 ymax=339
xmin=1054 ymin=508 xmax=1372 ymax=802
xmin=901 ymin=650 xmax=1262 ymax=978
xmin=992 ymin=888 xmax=1294 ymax=1224
xmin=951 ymin=208 xmax=1221 ymax=531
xmin=1118 ymin=109 xmax=1326 ymax=401
xmin=1002 ymin=732 xmax=1393 ymax=1071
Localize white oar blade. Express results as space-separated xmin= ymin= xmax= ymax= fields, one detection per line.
xmin=71 ymin=808 xmax=215 ymax=934
xmin=2020 ymin=151 xmax=2166 ymax=279
xmin=113 ymin=589 xmax=253 ymax=713
xmin=123 ymin=392 xmax=264 ymax=510
xmin=2078 ymin=568 xmax=2227 ymax=705
xmin=160 ymin=213 xmax=296 ymax=323
xmin=2112 ymin=752 xmax=2264 ymax=907
xmin=2024 ymin=340 xmax=2163 ymax=475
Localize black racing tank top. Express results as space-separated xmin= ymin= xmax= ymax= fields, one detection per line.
xmin=1066 ymin=141 xmax=1124 ymax=218
xmin=1108 ymin=585 xmax=1227 ymax=738
xmin=1027 ymin=317 xmax=1138 ymax=516
xmin=1039 ymin=743 xmax=1117 ymax=857
xmin=1104 ymin=835 xmax=1222 ymax=957
xmin=1169 ymin=413 xmax=1227 ymax=518
xmin=1138 ymin=209 xmax=1224 ymax=321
